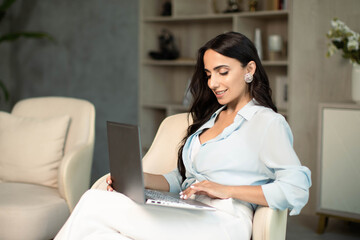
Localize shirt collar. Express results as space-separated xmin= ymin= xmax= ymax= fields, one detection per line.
xmin=210 ymin=105 xmax=227 ymax=119
xmin=195 ymin=99 xmax=262 ymax=134
xmin=237 ymin=99 xmax=262 ymax=121
xmin=211 ymin=99 xmax=261 ymax=122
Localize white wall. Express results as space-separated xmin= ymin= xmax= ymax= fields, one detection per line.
xmin=290 ymin=0 xmax=360 ymax=214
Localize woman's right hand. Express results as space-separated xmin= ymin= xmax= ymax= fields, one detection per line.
xmin=106 ymin=175 xmax=114 ymax=192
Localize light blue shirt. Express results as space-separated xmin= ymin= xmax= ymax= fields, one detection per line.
xmin=164 ymin=100 xmax=311 ymax=215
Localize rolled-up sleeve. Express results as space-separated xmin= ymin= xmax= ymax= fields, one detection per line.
xmin=260 ymin=116 xmax=312 ymax=215
xmin=163 ymin=168 xmax=183 ymax=193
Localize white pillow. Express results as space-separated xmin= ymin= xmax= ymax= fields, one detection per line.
xmin=0 ymin=112 xmax=70 ymax=188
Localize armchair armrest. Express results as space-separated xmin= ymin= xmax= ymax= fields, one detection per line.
xmin=58 ymin=143 xmax=94 ymax=211
xmin=252 ymin=206 xmax=287 ymax=240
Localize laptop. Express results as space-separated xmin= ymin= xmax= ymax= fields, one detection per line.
xmin=106 ymin=121 xmax=215 ymax=211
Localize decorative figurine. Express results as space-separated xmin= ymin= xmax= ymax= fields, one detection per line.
xmin=249 ymin=0 xmax=258 ymax=12
xmin=224 ymin=0 xmax=241 ymax=13
xmin=161 ymin=0 xmax=172 ymax=16
xmin=149 ymin=29 xmax=179 ymax=60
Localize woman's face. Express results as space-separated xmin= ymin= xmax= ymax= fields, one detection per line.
xmin=203 ymin=49 xmax=253 ymax=110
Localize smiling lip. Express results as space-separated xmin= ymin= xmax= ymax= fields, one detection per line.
xmin=214 ymin=89 xmax=227 ymax=97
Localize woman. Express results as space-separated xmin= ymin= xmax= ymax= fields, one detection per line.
xmin=55 ymin=32 xmax=311 ymax=240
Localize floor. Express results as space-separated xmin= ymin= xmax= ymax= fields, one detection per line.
xmin=286 ymin=214 xmax=360 ymax=240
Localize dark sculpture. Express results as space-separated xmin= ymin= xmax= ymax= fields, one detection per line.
xmin=149 ymin=29 xmax=179 ymax=60
xmin=161 ymin=0 xmax=172 ymax=16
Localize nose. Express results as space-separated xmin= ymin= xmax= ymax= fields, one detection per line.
xmin=208 ymin=75 xmax=220 ymax=89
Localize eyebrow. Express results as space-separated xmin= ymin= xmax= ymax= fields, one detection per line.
xmin=204 ymin=65 xmax=229 ymax=72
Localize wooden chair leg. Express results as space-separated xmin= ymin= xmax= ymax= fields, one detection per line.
xmin=317 ymin=214 xmax=329 ymax=234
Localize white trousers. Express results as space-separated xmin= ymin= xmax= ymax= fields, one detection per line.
xmin=55 ymin=190 xmax=253 ymax=240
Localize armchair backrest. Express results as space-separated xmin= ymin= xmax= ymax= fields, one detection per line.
xmin=142 ymin=113 xmax=192 ymax=174
xmin=11 ymin=96 xmax=95 ymax=209
xmin=92 ymin=112 xmax=288 ymax=240
xmin=141 ymin=113 xmax=288 ymax=240
xmin=11 ymin=96 xmax=95 ymax=154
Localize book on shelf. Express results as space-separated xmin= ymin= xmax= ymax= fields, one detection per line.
xmin=265 ymin=0 xmax=288 ymax=10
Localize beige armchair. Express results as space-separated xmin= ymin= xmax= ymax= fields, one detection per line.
xmin=92 ymin=113 xmax=287 ymax=240
xmin=0 ymin=96 xmax=95 ymax=240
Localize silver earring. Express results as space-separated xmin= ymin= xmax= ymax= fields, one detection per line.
xmin=244 ymin=73 xmax=253 ymax=83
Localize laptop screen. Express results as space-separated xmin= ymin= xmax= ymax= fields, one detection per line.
xmin=106 ymin=121 xmax=146 ymax=204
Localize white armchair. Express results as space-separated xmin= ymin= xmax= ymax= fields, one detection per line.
xmin=91 ymin=113 xmax=287 ymax=240
xmin=0 ymin=96 xmax=95 ymax=240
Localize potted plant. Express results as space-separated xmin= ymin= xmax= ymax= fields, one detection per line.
xmin=327 ymin=18 xmax=360 ymax=103
xmin=0 ymin=0 xmax=54 ymax=104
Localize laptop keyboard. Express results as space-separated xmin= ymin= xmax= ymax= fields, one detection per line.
xmin=144 ymin=189 xmax=215 ymax=211
xmin=145 ymin=189 xmax=189 ymax=205
xmin=145 ymin=189 xmax=186 ymax=203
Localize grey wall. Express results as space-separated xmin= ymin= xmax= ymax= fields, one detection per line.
xmin=289 ymin=0 xmax=360 ymax=214
xmin=0 ymin=0 xmax=139 ymax=183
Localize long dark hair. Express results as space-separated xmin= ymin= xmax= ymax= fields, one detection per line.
xmin=177 ymin=31 xmax=277 ymax=180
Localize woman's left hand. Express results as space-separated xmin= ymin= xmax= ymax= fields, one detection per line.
xmin=180 ymin=180 xmax=231 ymax=200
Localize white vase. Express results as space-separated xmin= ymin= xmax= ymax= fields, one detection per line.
xmin=352 ymin=63 xmax=360 ymax=103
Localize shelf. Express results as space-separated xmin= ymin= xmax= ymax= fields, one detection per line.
xmin=278 ymin=108 xmax=288 ymax=116
xmin=143 ymin=59 xmax=287 ymax=67
xmin=262 ymin=60 xmax=288 ymax=67
xmin=143 ymin=58 xmax=196 ymax=66
xmin=140 ymin=0 xmax=291 ymax=150
xmin=144 ymin=10 xmax=288 ymax=22
xmin=235 ymin=10 xmax=288 ymax=19
xmin=144 ymin=14 xmax=232 ymax=22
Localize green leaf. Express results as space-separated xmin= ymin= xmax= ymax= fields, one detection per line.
xmin=332 ymin=40 xmax=344 ymax=50
xmin=0 ymin=0 xmax=17 ymax=22
xmin=0 ymin=11 xmax=5 ymax=22
xmin=343 ymin=52 xmax=351 ymax=59
xmin=0 ymin=80 xmax=10 ymax=102
xmin=0 ymin=0 xmax=16 ymax=11
xmin=0 ymin=32 xmax=56 ymax=44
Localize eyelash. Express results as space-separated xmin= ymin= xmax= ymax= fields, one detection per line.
xmin=205 ymin=71 xmax=228 ymax=79
xmin=220 ymin=71 xmax=228 ymax=76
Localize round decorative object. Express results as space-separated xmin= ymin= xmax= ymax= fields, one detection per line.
xmin=352 ymin=63 xmax=360 ymax=103
xmin=268 ymin=35 xmax=283 ymax=61
xmin=244 ymin=73 xmax=253 ymax=83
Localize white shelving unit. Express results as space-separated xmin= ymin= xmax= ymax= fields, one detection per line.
xmin=139 ymin=0 xmax=291 ymax=150
xmin=317 ymin=103 xmax=360 ymax=233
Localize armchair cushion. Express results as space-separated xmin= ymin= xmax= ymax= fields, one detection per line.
xmin=0 ymin=182 xmax=70 ymax=240
xmin=0 ymin=112 xmax=70 ymax=188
